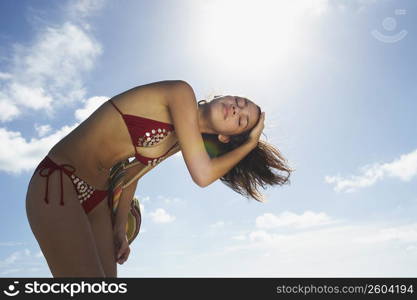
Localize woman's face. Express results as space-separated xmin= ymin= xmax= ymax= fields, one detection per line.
xmin=208 ymin=95 xmax=261 ymax=137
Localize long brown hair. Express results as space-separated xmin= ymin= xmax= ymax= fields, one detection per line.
xmin=198 ymin=97 xmax=294 ymax=202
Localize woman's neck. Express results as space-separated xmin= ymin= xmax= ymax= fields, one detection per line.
xmin=197 ymin=104 xmax=215 ymax=134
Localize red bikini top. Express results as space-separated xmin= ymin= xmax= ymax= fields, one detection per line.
xmin=108 ymin=99 xmax=179 ymax=166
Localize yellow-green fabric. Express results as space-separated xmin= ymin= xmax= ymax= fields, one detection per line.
xmin=108 ymin=159 xmax=142 ymax=245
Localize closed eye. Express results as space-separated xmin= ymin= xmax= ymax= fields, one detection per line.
xmin=236 ymin=98 xmax=249 ymax=128
xmin=235 ymin=97 xmax=242 ymax=108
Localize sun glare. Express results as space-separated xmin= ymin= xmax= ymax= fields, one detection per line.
xmin=192 ymin=0 xmax=325 ymax=74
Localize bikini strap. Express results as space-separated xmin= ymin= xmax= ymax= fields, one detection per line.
xmin=109 ymin=99 xmax=139 ymax=155
xmin=38 ymin=159 xmax=76 ymax=206
xmin=108 ymin=99 xmax=124 ymax=116
xmin=158 ymin=141 xmax=179 ymax=159
xmin=167 ymin=141 xmax=179 ymax=154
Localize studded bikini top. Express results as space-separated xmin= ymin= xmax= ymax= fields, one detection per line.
xmin=108 ymin=99 xmax=179 ymax=167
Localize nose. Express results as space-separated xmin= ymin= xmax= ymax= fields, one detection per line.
xmin=231 ymin=104 xmax=240 ymax=115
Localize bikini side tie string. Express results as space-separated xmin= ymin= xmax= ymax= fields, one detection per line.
xmin=39 ymin=163 xmax=76 ymax=206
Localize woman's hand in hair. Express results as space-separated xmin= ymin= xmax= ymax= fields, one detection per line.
xmin=247 ymin=112 xmax=265 ymax=147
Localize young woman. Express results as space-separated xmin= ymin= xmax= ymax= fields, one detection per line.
xmin=25 ymin=80 xmax=292 ymax=277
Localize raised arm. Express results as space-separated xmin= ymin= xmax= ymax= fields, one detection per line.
xmin=167 ymin=80 xmax=261 ymax=187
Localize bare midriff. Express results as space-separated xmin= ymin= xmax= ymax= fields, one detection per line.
xmin=47 ymin=82 xmax=180 ymax=190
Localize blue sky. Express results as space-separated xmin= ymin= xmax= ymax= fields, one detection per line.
xmin=0 ymin=0 xmax=416 ymax=277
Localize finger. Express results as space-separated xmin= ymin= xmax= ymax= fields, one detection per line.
xmin=118 ymin=249 xmax=127 ymax=261
xmin=117 ymin=254 xmax=125 ymax=264
xmin=259 ymin=112 xmax=265 ymax=126
xmin=258 ymin=113 xmax=265 ymax=124
xmin=122 ymin=248 xmax=130 ymax=261
xmin=123 ymin=253 xmax=129 ymax=263
xmin=119 ymin=254 xmax=127 ymax=264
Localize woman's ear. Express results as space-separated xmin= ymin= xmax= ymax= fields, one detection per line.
xmin=218 ymin=134 xmax=230 ymax=144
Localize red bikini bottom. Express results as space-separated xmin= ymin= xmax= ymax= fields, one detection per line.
xmin=33 ymin=155 xmax=109 ymax=214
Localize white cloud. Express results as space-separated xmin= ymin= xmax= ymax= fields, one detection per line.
xmin=0 ymin=2 xmax=104 ymax=123
xmin=0 ymin=248 xmax=46 ymax=276
xmin=0 ymin=268 xmax=22 ymax=275
xmin=243 ymin=222 xmax=417 ymax=251
xmin=0 ymin=96 xmax=20 ymax=122
xmin=0 ymin=241 xmax=26 ymax=247
xmin=8 ymin=82 xmax=54 ymax=111
xmin=34 ymin=124 xmax=52 ymax=137
xmin=139 ymin=196 xmax=151 ymax=203
xmin=0 ymin=248 xmax=32 ymax=265
xmin=0 ymin=1 xmax=109 ymax=172
xmin=157 ymin=195 xmax=183 ymax=205
xmin=74 ymin=96 xmax=109 ymax=122
xmin=187 ymin=218 xmax=417 ymax=276
xmin=353 ymin=223 xmax=417 ymax=244
xmin=0 ymin=72 xmax=12 ymax=80
xmin=0 ymin=90 xmax=108 ymax=171
xmin=67 ymin=0 xmax=106 ymax=20
xmin=248 ymin=230 xmax=286 ymax=243
xmin=0 ymin=123 xmax=79 ymax=174
xmin=3 ymin=252 xmax=21 ymax=265
xmin=325 ymin=149 xmax=417 ymax=192
xmin=149 ymin=208 xmax=176 ymax=224
xmin=255 ymin=211 xmax=338 ymax=229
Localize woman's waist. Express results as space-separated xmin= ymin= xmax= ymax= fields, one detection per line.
xmin=46 ymin=145 xmax=112 ymax=189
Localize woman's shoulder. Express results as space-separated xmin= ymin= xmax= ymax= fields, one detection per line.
xmin=161 ymin=80 xmax=197 ymax=107
xmin=147 ymin=80 xmax=196 ymax=104
xmin=134 ymin=79 xmax=194 ymax=95
xmin=108 ymin=80 xmax=181 ymax=115
xmin=112 ymin=80 xmax=195 ymax=108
